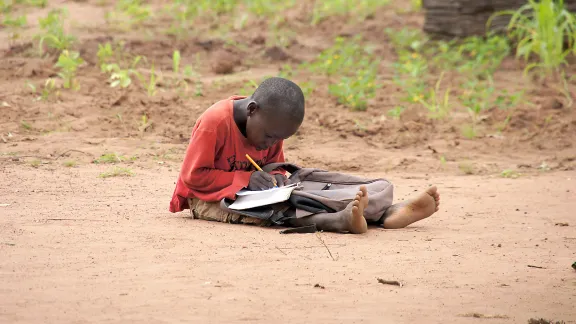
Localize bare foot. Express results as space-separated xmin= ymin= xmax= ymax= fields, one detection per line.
xmin=382 ymin=186 xmax=440 ymax=229
xmin=286 ymin=187 xmax=368 ymax=234
xmin=345 ymin=186 xmax=369 ymax=234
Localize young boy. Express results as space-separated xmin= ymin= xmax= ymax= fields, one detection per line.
xmin=169 ymin=77 xmax=440 ymax=234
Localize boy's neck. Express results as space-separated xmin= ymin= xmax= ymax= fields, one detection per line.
xmin=232 ymin=97 xmax=251 ymax=137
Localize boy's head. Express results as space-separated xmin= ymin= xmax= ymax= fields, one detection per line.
xmin=246 ymin=77 xmax=305 ymax=151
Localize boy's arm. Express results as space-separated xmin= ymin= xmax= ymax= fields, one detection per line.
xmin=180 ymin=129 xmax=252 ymax=201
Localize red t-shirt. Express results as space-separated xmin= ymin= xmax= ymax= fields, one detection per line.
xmin=169 ymin=96 xmax=285 ymax=213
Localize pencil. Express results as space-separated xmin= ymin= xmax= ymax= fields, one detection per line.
xmin=245 ymin=154 xmax=277 ymax=187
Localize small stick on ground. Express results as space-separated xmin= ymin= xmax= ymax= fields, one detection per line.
xmin=46 ymin=218 xmax=105 ymax=222
xmin=528 ymin=265 xmax=546 ymax=269
xmin=275 ymin=244 xmax=346 ymax=250
xmin=377 ymin=278 xmax=403 ymax=287
xmin=275 ymin=246 xmax=287 ymax=255
xmin=315 ymin=232 xmax=337 ymax=261
xmin=460 ymin=313 xmax=509 ymax=319
xmin=56 ymin=149 xmax=94 ymax=160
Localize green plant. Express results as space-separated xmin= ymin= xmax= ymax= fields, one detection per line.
xmin=30 ymin=159 xmax=41 ymax=168
xmin=55 ymin=50 xmax=84 ymax=90
xmin=458 ymin=162 xmax=475 ymax=175
xmin=459 ymin=78 xmax=495 ymax=121
xmin=501 ymin=169 xmax=521 ymax=178
xmin=40 ymin=78 xmax=57 ymax=100
xmin=99 ymin=166 xmax=134 ymax=178
xmin=306 ymin=36 xmax=379 ymax=110
xmin=461 ymin=124 xmax=477 ymax=139
xmin=36 ymin=9 xmax=75 ymax=54
xmin=387 ymin=106 xmax=405 ymax=119
xmin=490 ymin=0 xmax=576 ymax=75
xmin=392 ymin=52 xmax=429 ymax=105
xmin=93 ymin=153 xmax=127 ymax=164
xmin=172 ymin=50 xmax=181 ymax=74
xmin=103 ymin=56 xmax=143 ymax=88
xmin=312 ymin=0 xmax=390 ymax=25
xmin=63 ymin=160 xmax=77 ymax=167
xmin=142 ymin=64 xmax=158 ymax=97
xmin=328 ymin=67 xmax=379 ymax=111
xmin=415 ymin=72 xmax=451 ymax=118
xmin=97 ymin=42 xmax=114 ymax=72
xmin=455 ymin=34 xmax=511 ymax=76
xmin=21 ymin=120 xmax=32 ymax=130
xmin=385 ymin=27 xmax=428 ymax=53
xmin=494 ymin=89 xmax=524 ymax=110
xmin=2 ymin=13 xmax=26 ymax=28
xmin=106 ymin=0 xmax=151 ymax=29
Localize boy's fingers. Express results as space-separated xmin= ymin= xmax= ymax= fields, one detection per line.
xmin=274 ymin=175 xmax=286 ymax=187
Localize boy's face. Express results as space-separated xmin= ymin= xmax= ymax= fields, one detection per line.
xmin=246 ymin=104 xmax=300 ymax=151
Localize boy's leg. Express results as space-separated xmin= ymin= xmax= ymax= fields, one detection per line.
xmin=380 ymin=186 xmax=440 ymax=229
xmin=288 ymin=186 xmax=369 ymax=234
xmin=188 ymin=198 xmax=271 ymax=226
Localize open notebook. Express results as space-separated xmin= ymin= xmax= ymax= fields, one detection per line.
xmin=229 ymin=183 xmax=300 ymax=210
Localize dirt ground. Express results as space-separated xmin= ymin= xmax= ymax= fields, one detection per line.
xmin=1 ymin=0 xmax=576 ymax=323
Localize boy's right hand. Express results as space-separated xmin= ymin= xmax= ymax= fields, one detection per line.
xmin=248 ymin=171 xmax=276 ymax=190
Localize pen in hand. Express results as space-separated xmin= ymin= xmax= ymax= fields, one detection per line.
xmin=245 ymin=154 xmax=278 ymax=188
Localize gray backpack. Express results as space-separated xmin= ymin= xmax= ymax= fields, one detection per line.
xmin=220 ymin=163 xmax=394 ymax=225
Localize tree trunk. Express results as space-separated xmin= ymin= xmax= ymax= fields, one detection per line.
xmin=422 ymin=0 xmax=576 ymax=38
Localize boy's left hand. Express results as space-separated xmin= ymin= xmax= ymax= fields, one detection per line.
xmin=273 ymin=174 xmax=288 ymax=187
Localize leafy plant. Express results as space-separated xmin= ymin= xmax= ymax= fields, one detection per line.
xmin=306 ymin=36 xmax=380 ymax=110
xmin=106 ymin=0 xmax=151 ymax=29
xmin=143 ymin=64 xmax=158 ymax=97
xmin=459 ymin=78 xmax=496 ymax=122
xmin=30 ymin=159 xmax=41 ymax=168
xmin=97 ymin=42 xmax=114 ymax=72
xmin=36 ymin=9 xmax=75 ymax=54
xmin=21 ymin=120 xmax=32 ymax=130
xmin=99 ymin=167 xmax=134 ymax=178
xmin=501 ymin=169 xmax=521 ymax=178
xmin=63 ymin=160 xmax=77 ymax=168
xmin=103 ymin=56 xmax=143 ymax=88
xmin=387 ymin=106 xmax=405 ymax=119
xmin=93 ymin=153 xmax=127 ymax=164
xmin=328 ymin=67 xmax=379 ymax=111
xmin=312 ymin=0 xmax=390 ymax=25
xmin=489 ymin=0 xmax=576 ymax=75
xmin=385 ymin=27 xmax=428 ymax=53
xmin=416 ymin=72 xmax=451 ymax=119
xmin=55 ymin=50 xmax=84 ymax=90
xmin=2 ymin=13 xmax=26 ymax=28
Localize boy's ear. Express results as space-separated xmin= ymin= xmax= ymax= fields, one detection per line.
xmin=247 ymin=101 xmax=259 ymax=116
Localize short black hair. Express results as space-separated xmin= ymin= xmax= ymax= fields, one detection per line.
xmin=251 ymin=77 xmax=305 ymax=124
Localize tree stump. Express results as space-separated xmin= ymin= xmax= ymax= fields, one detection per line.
xmin=422 ymin=0 xmax=576 ymax=38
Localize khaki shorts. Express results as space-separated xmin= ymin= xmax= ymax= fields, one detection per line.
xmin=188 ymin=198 xmax=271 ymax=226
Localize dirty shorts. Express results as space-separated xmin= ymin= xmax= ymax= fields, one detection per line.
xmin=188 ymin=198 xmax=272 ymax=226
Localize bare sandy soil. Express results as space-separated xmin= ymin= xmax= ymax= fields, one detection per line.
xmin=1 ymin=0 xmax=576 ymax=322
xmin=1 ymin=164 xmax=575 ymax=323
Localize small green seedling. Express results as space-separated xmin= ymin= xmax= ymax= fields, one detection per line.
xmin=93 ymin=153 xmax=126 ymax=164
xmin=36 ymin=9 xmax=75 ymax=54
xmin=97 ymin=42 xmax=114 ymax=72
xmin=21 ymin=120 xmax=32 ymax=130
xmin=55 ymin=50 xmax=84 ymax=90
xmin=387 ymin=106 xmax=405 ymax=119
xmin=417 ymin=72 xmax=451 ymax=119
xmin=501 ymin=169 xmax=521 ymax=178
xmin=99 ymin=167 xmax=134 ymax=178
xmin=63 ymin=160 xmax=77 ymax=167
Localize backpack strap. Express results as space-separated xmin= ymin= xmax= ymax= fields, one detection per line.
xmin=261 ymin=162 xmax=302 ymax=174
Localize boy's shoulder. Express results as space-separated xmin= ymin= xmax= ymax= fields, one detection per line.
xmin=196 ymin=96 xmax=243 ymax=130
